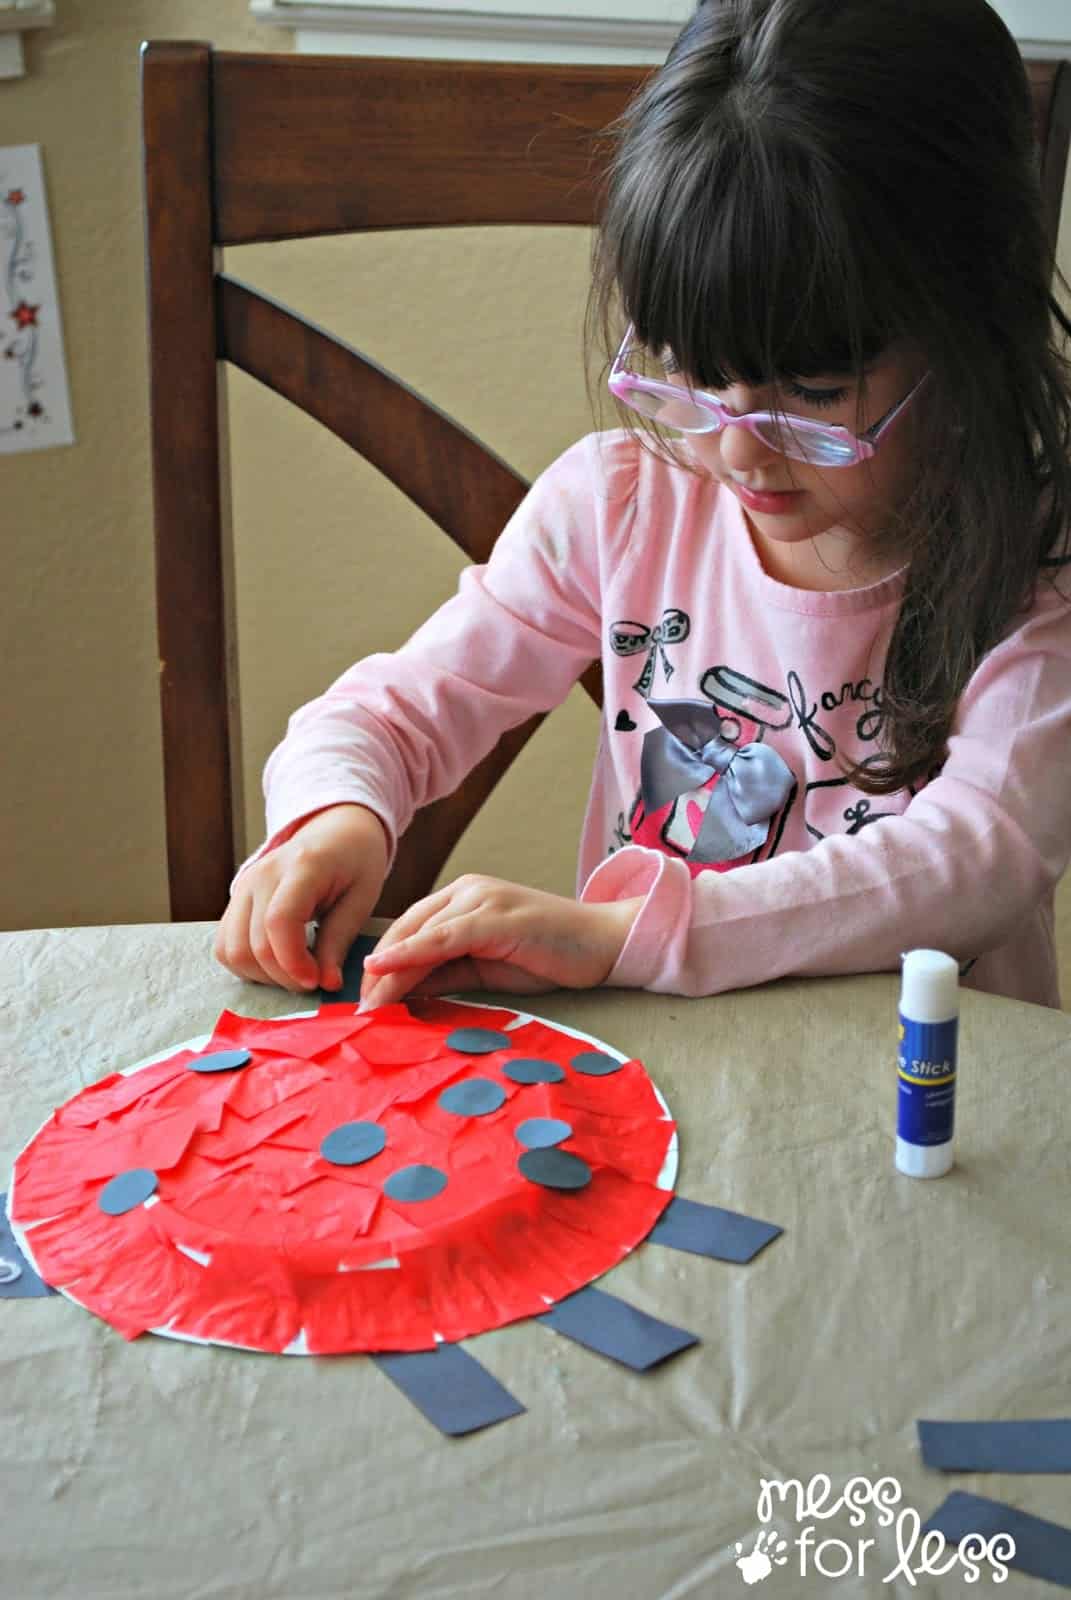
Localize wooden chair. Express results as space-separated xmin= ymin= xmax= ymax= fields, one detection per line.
xmin=142 ymin=44 xmax=1070 ymax=923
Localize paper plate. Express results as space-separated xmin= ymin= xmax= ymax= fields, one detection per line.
xmin=8 ymin=999 xmax=677 ymax=1355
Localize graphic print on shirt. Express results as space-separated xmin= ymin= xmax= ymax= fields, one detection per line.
xmin=784 ymin=668 xmax=887 ymax=762
xmin=613 ymin=655 xmax=914 ymax=871
xmin=627 ymin=670 xmax=797 ymax=876
xmin=608 ymin=811 xmax=631 ymax=853
xmin=785 ymin=673 xmax=906 ymax=840
xmin=803 ymin=755 xmax=918 ymax=842
xmin=609 ymin=608 xmax=690 ymax=699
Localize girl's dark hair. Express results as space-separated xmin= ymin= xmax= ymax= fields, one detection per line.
xmin=588 ymin=0 xmax=1071 ymax=794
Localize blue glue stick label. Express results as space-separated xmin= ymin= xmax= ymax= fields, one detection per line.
xmin=897 ymin=1015 xmax=957 ymax=1146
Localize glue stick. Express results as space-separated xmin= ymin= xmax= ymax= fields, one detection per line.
xmin=895 ymin=949 xmax=958 ymax=1178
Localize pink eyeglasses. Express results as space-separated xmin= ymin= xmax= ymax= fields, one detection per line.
xmin=608 ymin=324 xmax=929 ymax=468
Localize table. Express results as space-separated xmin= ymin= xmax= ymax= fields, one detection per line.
xmin=2 ymin=922 xmax=1070 ymax=1600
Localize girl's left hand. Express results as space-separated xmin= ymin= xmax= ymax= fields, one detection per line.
xmin=357 ymin=875 xmax=644 ymax=1010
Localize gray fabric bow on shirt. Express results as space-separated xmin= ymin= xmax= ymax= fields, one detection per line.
xmin=640 ymin=699 xmax=795 ymax=865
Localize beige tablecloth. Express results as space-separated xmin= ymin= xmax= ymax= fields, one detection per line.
xmin=2 ymin=923 xmax=1070 ymax=1600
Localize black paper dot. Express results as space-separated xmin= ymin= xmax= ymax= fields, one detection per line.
xmin=504 ymin=1057 xmax=566 ymax=1086
xmin=438 ymin=1078 xmax=506 ymax=1117
xmin=189 ymin=1048 xmax=252 ymax=1074
xmin=99 ymin=1168 xmax=159 ymax=1215
xmin=518 ymin=1149 xmax=592 ymax=1191
xmin=571 ymin=1050 xmax=623 ymax=1077
xmin=384 ymin=1164 xmax=448 ymax=1202
xmin=446 ymin=1027 xmax=513 ymax=1055
xmin=320 ymin=1121 xmax=387 ymax=1166
xmin=515 ymin=1117 xmax=572 ymax=1149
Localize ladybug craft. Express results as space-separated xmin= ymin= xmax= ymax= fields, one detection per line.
xmin=5 ymin=997 xmax=782 ymax=1431
xmin=7 ymin=999 xmax=681 ymax=1353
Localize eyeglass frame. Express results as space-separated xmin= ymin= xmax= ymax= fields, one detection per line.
xmin=608 ymin=324 xmax=929 ymax=467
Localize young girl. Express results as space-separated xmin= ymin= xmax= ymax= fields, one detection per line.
xmin=216 ymin=0 xmax=1071 ymax=1011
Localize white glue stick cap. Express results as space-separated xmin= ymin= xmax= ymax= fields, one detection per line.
xmin=899 ymin=948 xmax=959 ymax=1023
xmin=895 ymin=1136 xmax=954 ymax=1178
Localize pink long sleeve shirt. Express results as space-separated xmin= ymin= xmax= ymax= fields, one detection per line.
xmin=252 ymin=430 xmax=1071 ymax=1008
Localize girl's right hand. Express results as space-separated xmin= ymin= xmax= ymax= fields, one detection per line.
xmin=213 ymin=803 xmax=390 ymax=993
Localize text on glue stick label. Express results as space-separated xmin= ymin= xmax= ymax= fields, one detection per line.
xmin=897 ymin=1016 xmax=957 ymax=1146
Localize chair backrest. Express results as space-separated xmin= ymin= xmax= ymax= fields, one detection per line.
xmin=142 ymin=44 xmax=1070 ymax=923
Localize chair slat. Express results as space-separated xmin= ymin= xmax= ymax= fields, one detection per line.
xmin=143 ymin=41 xmax=237 ymax=921
xmin=217 ymin=276 xmax=528 ymax=565
xmin=212 ymin=53 xmax=647 ymax=246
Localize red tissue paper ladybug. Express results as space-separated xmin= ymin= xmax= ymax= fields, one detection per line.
xmin=8 ymin=999 xmax=677 ymax=1355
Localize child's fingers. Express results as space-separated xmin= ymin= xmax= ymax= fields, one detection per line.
xmin=359 ymin=941 xmax=565 ymax=1010
xmin=359 ymin=958 xmax=441 ymax=1012
xmin=363 ymin=905 xmax=483 ymax=978
xmin=359 ymin=915 xmax=492 ymax=1009
xmin=213 ymin=891 xmax=266 ymax=986
xmin=406 ymin=956 xmax=482 ymax=996
xmin=365 ymin=885 xmax=457 ymax=964
xmin=252 ymin=878 xmax=321 ymax=992
xmin=314 ymin=881 xmax=380 ymax=991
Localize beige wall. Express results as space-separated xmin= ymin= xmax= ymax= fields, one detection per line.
xmin=2 ymin=10 xmax=1070 ymax=950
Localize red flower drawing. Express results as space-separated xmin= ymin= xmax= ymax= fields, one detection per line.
xmin=5 ymin=189 xmax=25 ymax=206
xmin=10 ymin=302 xmax=40 ymax=329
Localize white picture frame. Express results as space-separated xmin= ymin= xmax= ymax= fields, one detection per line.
xmin=0 ymin=145 xmax=75 ymax=455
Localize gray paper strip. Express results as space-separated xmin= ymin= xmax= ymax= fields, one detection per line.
xmin=372 ymin=1344 xmax=525 ymax=1436
xmin=539 ymin=1285 xmax=698 ymax=1371
xmin=646 ymin=1195 xmax=783 ymax=1264
xmin=0 ymin=1192 xmax=56 ymax=1298
xmin=919 ymin=1418 xmax=1071 ymax=1474
xmin=922 ymin=1491 xmax=1071 ymax=1588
